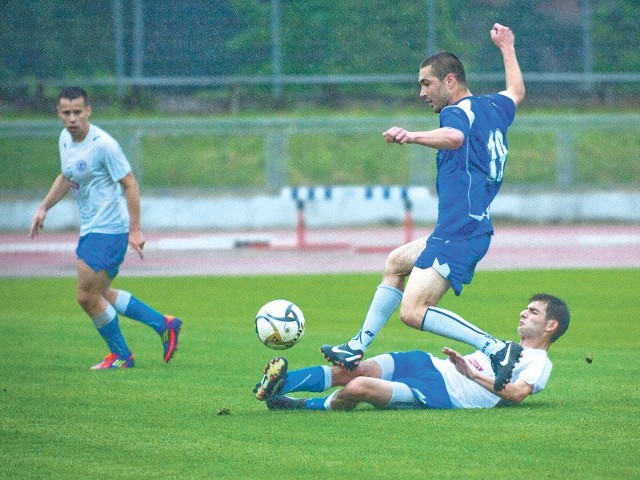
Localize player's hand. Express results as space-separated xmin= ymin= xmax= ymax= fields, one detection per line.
xmin=490 ymin=23 xmax=515 ymax=49
xmin=29 ymin=208 xmax=47 ymax=239
xmin=128 ymin=229 xmax=145 ymax=259
xmin=442 ymin=347 xmax=475 ymax=379
xmin=383 ymin=127 xmax=413 ymax=144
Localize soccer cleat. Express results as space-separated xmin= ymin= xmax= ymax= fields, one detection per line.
xmin=162 ymin=315 xmax=182 ymax=363
xmin=90 ymin=352 xmax=134 ymax=370
xmin=266 ymin=395 xmax=307 ymax=410
xmin=490 ymin=341 xmax=524 ymax=391
xmin=320 ymin=343 xmax=364 ymax=371
xmin=253 ymin=357 xmax=288 ymax=401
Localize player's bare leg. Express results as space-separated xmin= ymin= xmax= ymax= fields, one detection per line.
xmin=321 ymin=236 xmax=427 ymax=369
xmin=399 ymin=266 xmax=450 ymax=329
xmin=76 ymin=260 xmax=113 ymax=317
xmin=77 ymin=260 xmax=133 ymax=366
xmin=330 ymin=376 xmax=394 ymax=410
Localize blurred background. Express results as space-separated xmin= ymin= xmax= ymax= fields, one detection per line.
xmin=1 ymin=0 xmax=639 ymax=230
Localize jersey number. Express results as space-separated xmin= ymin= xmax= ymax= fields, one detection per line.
xmin=487 ymin=130 xmax=507 ymax=182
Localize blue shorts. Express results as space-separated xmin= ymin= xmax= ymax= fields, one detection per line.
xmin=387 ymin=350 xmax=453 ymax=409
xmin=414 ymin=233 xmax=491 ymax=296
xmin=76 ymin=233 xmax=129 ymax=279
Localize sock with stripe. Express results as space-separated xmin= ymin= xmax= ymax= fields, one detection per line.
xmin=305 ymin=391 xmax=339 ymax=410
xmin=93 ymin=305 xmax=131 ymax=357
xmin=113 ymin=290 xmax=166 ymax=334
xmin=421 ymin=306 xmax=504 ymax=356
xmin=281 ymin=365 xmax=331 ymax=395
xmin=348 ymin=284 xmax=403 ymax=352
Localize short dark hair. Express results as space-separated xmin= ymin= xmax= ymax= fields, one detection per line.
xmin=420 ymin=52 xmax=466 ymax=84
xmin=529 ymin=293 xmax=570 ymax=342
xmin=59 ymin=87 xmax=88 ymax=104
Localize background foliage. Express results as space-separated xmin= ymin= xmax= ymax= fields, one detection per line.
xmin=2 ymin=0 xmax=638 ymax=81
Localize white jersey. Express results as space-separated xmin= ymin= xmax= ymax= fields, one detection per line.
xmin=59 ymin=124 xmax=132 ymax=236
xmin=431 ymin=348 xmax=553 ymax=409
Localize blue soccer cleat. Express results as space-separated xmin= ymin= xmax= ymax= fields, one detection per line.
xmin=162 ymin=316 xmax=183 ymax=363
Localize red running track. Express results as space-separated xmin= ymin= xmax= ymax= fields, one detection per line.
xmin=1 ymin=224 xmax=639 ymax=278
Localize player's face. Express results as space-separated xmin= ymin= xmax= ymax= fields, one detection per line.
xmin=516 ymin=300 xmax=550 ymax=339
xmin=419 ymin=66 xmax=452 ymax=113
xmin=57 ymin=97 xmax=92 ymax=142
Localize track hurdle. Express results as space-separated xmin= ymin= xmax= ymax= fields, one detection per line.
xmin=283 ymin=186 xmax=426 ymax=251
xmin=290 ymin=186 xmax=351 ymax=250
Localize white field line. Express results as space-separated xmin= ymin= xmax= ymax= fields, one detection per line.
xmin=0 ymin=234 xmax=274 ymax=253
xmin=1 ymin=232 xmax=639 ymax=254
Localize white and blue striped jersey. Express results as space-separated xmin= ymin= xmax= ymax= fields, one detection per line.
xmin=59 ymin=124 xmax=132 ymax=236
xmin=433 ymin=93 xmax=516 ymax=240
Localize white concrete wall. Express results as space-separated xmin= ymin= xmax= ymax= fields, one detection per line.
xmin=2 ymin=188 xmax=639 ymax=232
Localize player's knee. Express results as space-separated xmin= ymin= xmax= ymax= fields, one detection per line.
xmin=399 ymin=302 xmax=422 ymax=330
xmin=382 ymin=254 xmax=406 ymax=287
xmin=76 ymin=288 xmax=99 ymax=312
xmin=341 ymin=377 xmax=372 ymax=401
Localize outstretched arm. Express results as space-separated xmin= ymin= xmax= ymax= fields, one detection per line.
xmin=491 ymin=23 xmax=525 ymax=106
xmin=29 ymin=174 xmax=71 ymax=238
xmin=383 ymin=126 xmax=464 ymax=150
xmin=442 ymin=347 xmax=533 ymax=405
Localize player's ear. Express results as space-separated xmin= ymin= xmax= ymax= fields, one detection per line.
xmin=445 ymin=73 xmax=457 ymax=89
xmin=545 ymin=319 xmax=559 ymax=335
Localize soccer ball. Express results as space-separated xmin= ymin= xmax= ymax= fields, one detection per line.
xmin=255 ymin=299 xmax=305 ymax=350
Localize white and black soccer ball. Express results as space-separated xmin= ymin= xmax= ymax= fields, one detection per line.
xmin=255 ymin=299 xmax=305 ymax=350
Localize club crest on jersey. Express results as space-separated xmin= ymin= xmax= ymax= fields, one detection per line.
xmin=76 ymin=160 xmax=87 ymax=171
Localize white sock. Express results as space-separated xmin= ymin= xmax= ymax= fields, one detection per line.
xmin=347 ymin=284 xmax=403 ymax=352
xmin=113 ymin=290 xmax=132 ymax=315
xmin=421 ymin=306 xmax=504 ymax=356
xmin=324 ymin=390 xmax=339 ymax=410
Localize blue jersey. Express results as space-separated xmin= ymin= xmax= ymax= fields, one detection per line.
xmin=432 ymin=93 xmax=516 ymax=240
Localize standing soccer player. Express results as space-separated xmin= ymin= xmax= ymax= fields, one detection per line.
xmin=321 ymin=23 xmax=526 ymax=390
xmin=29 ymin=87 xmax=183 ymax=369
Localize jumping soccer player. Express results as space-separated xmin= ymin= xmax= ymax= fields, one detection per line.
xmin=321 ymin=23 xmax=526 ymax=390
xmin=29 ymin=87 xmax=182 ymax=369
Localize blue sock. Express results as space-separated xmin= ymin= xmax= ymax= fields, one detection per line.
xmin=94 ymin=307 xmax=131 ymax=357
xmin=114 ymin=290 xmax=166 ymax=334
xmin=305 ymin=394 xmax=334 ymax=410
xmin=281 ymin=366 xmax=331 ymax=394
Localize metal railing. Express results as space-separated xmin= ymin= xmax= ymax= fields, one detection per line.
xmin=2 ymin=113 xmax=639 ymax=190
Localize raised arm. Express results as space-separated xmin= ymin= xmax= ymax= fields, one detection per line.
xmin=29 ymin=174 xmax=71 ymax=238
xmin=491 ymin=23 xmax=525 ymax=106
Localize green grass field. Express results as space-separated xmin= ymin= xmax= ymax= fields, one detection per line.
xmin=1 ymin=269 xmax=639 ymax=479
